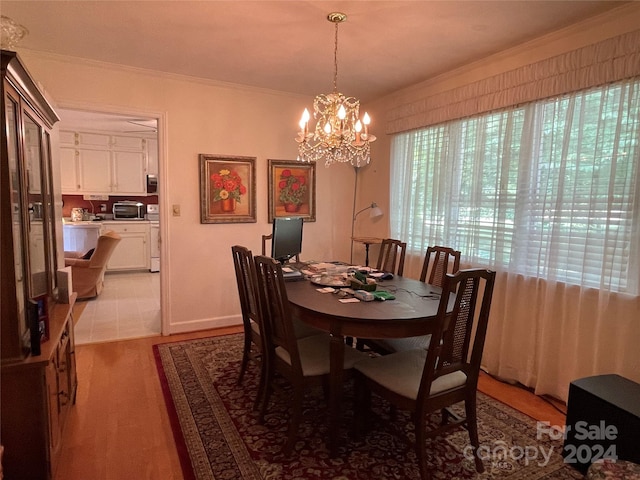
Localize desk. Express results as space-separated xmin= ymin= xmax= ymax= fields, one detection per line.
xmin=286 ymin=276 xmax=444 ymax=454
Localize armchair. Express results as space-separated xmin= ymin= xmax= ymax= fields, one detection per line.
xmin=64 ymin=230 xmax=121 ymax=299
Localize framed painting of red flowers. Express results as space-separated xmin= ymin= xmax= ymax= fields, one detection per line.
xmin=199 ymin=154 xmax=256 ymax=223
xmin=267 ymin=159 xmax=316 ymax=223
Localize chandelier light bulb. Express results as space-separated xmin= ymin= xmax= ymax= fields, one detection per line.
xmin=299 ymin=108 xmax=310 ymax=131
xmin=300 ymin=108 xmax=310 ymax=125
xmin=324 ymin=122 xmax=332 ymax=134
xmin=355 ymin=120 xmax=362 ymax=132
xmin=338 ymin=104 xmax=346 ymax=120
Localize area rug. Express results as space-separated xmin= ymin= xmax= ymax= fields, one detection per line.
xmin=154 ymin=334 xmax=583 ymax=480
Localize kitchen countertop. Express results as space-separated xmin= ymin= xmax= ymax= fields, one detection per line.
xmin=63 ymin=220 xmax=103 ymax=226
xmin=102 ymin=220 xmax=150 ymax=223
xmin=63 ymin=218 xmax=150 ymax=225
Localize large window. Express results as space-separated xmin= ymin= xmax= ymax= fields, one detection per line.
xmin=391 ymin=79 xmax=640 ymax=294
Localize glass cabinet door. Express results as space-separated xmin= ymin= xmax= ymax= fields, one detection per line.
xmin=24 ymin=112 xmax=48 ymax=298
xmin=42 ymin=130 xmax=58 ymax=300
xmin=6 ymin=93 xmax=27 ymax=327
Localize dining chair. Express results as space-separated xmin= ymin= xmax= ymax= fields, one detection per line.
xmin=354 ymin=237 xmax=406 ymax=352
xmin=231 ymin=246 xmax=265 ymax=396
xmin=353 ymin=268 xmax=496 ymax=480
xmin=232 ymin=246 xmax=323 ymax=407
xmin=261 ymin=234 xmax=272 ymax=257
xmin=362 ymin=245 xmax=462 ymax=355
xmin=253 ymin=255 xmax=367 ymax=455
xmin=420 ymin=245 xmax=461 ymax=286
xmin=376 ymin=238 xmax=406 ymax=276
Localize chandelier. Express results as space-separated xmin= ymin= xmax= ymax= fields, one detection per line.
xmin=296 ymin=12 xmax=376 ymax=168
xmin=1 ymin=16 xmax=29 ymax=49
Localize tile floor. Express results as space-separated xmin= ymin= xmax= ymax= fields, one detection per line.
xmin=73 ymin=271 xmax=161 ymax=345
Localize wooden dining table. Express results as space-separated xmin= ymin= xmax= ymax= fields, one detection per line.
xmin=285 ymin=275 xmax=445 ymax=455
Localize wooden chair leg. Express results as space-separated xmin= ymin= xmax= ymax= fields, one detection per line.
xmin=440 ymin=407 xmax=451 ymax=425
xmin=283 ymin=387 xmax=304 ymax=456
xmin=465 ymin=394 xmax=484 ymax=473
xmin=237 ymin=332 xmax=252 ymax=384
xmin=253 ymin=356 xmax=267 ymax=411
xmin=415 ymin=411 xmax=432 ymax=480
xmin=258 ymin=366 xmax=274 ymax=423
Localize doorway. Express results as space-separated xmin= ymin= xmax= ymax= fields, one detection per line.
xmin=57 ymin=108 xmax=164 ymax=344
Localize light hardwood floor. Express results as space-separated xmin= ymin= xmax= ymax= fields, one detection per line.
xmin=55 ymin=327 xmax=566 ymax=480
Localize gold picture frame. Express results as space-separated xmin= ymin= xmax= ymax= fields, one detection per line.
xmin=267 ymin=159 xmax=316 ymax=223
xmin=199 ymin=154 xmax=256 ymax=224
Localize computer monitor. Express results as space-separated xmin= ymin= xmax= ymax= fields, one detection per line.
xmin=271 ymin=217 xmax=303 ymax=264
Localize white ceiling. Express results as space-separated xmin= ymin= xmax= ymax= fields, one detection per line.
xmin=2 ymin=0 xmax=628 ymax=131
xmin=56 ymin=110 xmax=158 ymax=135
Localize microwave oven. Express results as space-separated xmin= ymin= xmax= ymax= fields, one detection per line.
xmin=147 ymin=174 xmax=158 ymax=194
xmin=113 ymin=201 xmax=146 ymax=220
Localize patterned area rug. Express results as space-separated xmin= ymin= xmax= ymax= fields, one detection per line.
xmin=154 ymin=334 xmax=583 ymax=480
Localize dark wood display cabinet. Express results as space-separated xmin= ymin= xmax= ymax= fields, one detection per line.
xmin=1 ymin=50 xmax=78 ymax=479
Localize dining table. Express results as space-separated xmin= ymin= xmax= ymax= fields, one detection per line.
xmin=285 ymin=274 xmax=446 ymax=455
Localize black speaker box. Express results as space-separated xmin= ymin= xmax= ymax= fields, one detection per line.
xmin=563 ymin=374 xmax=640 ymax=473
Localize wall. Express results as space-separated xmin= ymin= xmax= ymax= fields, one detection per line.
xmin=17 ymin=50 xmax=355 ymax=334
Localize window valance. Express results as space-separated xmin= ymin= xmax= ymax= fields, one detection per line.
xmin=386 ymin=29 xmax=640 ymax=134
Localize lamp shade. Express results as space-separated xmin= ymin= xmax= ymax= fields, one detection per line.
xmin=370 ymin=205 xmax=383 ymax=218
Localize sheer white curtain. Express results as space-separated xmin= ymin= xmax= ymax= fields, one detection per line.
xmin=390 ymin=79 xmax=640 ymax=401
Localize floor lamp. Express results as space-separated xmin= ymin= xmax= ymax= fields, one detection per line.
xmin=350 ymin=202 xmax=384 ymax=264
xmin=350 ymin=166 xmax=383 ymax=264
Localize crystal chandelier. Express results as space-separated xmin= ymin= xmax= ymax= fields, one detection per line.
xmin=296 ymin=12 xmax=376 ymax=168
xmin=1 ymin=16 xmax=29 ymax=49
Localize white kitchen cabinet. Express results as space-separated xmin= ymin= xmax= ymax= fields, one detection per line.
xmin=59 ymin=147 xmax=79 ymax=193
xmin=147 ymin=138 xmax=158 ymax=176
xmin=76 ymin=132 xmax=110 ymax=148
xmin=78 ymin=148 xmax=112 ymax=192
xmin=59 ymin=147 xmax=146 ymax=195
xmin=149 ymin=223 xmax=160 ymax=272
xmin=59 ymin=147 xmax=111 ymax=193
xmin=60 ymin=131 xmax=111 ymax=148
xmin=111 ymin=135 xmax=144 ymax=150
xmin=104 ymin=222 xmax=150 ymax=271
xmin=59 ymin=130 xmax=76 ymax=145
xmin=59 ymin=130 xmax=150 ymax=195
xmin=112 ymin=150 xmax=146 ymax=194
